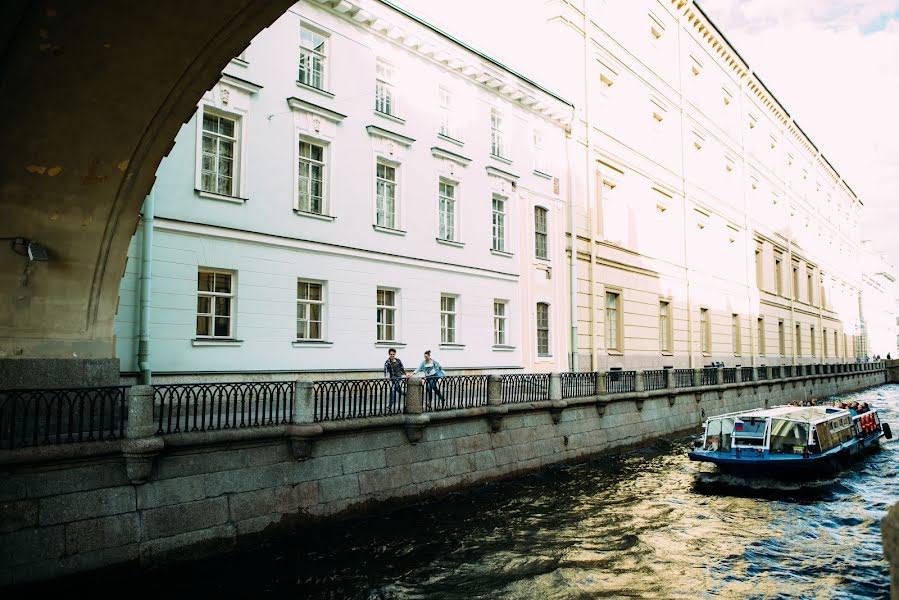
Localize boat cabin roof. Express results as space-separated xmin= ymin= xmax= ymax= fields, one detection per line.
xmin=709 ymin=404 xmax=850 ymax=425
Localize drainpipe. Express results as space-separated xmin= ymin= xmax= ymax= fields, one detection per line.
xmin=137 ymin=190 xmax=154 ymax=385
xmin=567 ymin=128 xmax=578 ymax=373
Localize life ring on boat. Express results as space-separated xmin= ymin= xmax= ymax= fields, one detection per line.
xmin=883 ymin=423 xmax=893 ymax=440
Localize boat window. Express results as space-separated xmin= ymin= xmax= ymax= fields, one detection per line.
xmin=732 ymin=418 xmax=767 ymax=447
xmin=705 ymin=418 xmax=733 ymax=451
xmin=769 ymin=419 xmax=810 ymax=454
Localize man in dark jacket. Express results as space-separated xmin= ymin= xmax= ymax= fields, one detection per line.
xmin=384 ymin=348 xmax=406 ymax=408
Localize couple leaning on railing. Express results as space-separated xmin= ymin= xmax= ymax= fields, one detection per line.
xmin=383 ymin=348 xmax=446 ymax=407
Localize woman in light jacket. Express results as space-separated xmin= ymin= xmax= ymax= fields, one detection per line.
xmin=411 ymin=350 xmax=446 ymax=404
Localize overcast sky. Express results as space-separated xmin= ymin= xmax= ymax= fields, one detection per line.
xmin=400 ymin=0 xmax=899 ymax=273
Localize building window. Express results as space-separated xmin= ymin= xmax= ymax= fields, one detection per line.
xmin=200 ymin=111 xmax=238 ymax=196
xmin=438 ymin=86 xmax=458 ymax=140
xmin=606 ymin=292 xmax=621 ymax=351
xmin=807 ymin=270 xmax=815 ymax=305
xmin=700 ymin=308 xmax=710 ymax=354
xmin=439 ymin=294 xmax=457 ymax=344
xmin=376 ymin=288 xmax=397 ymax=342
xmin=774 ymin=253 xmax=783 ymax=295
xmin=375 ymin=58 xmax=396 ymax=116
xmin=533 ymin=129 xmax=548 ymax=174
xmin=299 ymin=26 xmax=326 ymax=90
xmin=811 ymin=325 xmax=816 ymax=356
xmin=438 ymin=180 xmax=456 ymax=241
xmin=755 ymin=246 xmax=763 ymax=289
xmin=196 ymin=270 xmax=234 ymax=338
xmin=792 ymin=264 xmax=800 ymax=300
xmin=834 ymin=330 xmax=839 ymax=357
xmin=537 ymin=302 xmax=550 ymax=356
xmin=297 ymin=140 xmax=325 ymax=214
xmin=778 ymin=320 xmax=786 ymax=356
xmin=534 ymin=207 xmax=548 ymax=259
xmin=376 ymin=161 xmax=398 ymax=229
xmin=795 ymin=323 xmax=801 ymax=356
xmin=492 ymin=196 xmax=506 ymax=252
xmin=490 ymin=109 xmax=504 ymax=158
xmin=823 ymin=328 xmax=829 ymax=356
xmin=296 ymin=280 xmax=324 ymax=340
xmin=494 ymin=300 xmax=507 ymax=346
xmin=659 ymin=301 xmax=672 ymax=353
xmin=758 ymin=318 xmax=766 ymax=355
xmin=732 ymin=314 xmax=741 ymax=355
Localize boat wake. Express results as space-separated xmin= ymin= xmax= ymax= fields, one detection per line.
xmin=691 ymin=471 xmax=840 ymax=500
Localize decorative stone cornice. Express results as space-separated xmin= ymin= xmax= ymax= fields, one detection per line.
xmin=286 ymin=97 xmax=347 ymax=123
xmin=366 ymin=125 xmax=415 ymax=146
xmin=220 ymin=73 xmax=263 ymax=94
xmin=430 ymin=146 xmax=471 ymax=166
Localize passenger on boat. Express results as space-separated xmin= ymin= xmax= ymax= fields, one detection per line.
xmin=849 ymin=401 xmax=859 ymax=417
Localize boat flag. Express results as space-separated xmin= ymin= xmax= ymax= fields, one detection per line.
xmin=734 ymin=420 xmax=744 ymax=431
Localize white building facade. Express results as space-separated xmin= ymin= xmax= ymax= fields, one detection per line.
xmin=859 ymin=241 xmax=897 ymax=360
xmin=113 ymin=0 xmax=573 ymax=380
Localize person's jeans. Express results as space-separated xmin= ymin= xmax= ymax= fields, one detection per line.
xmin=425 ymin=376 xmax=445 ymax=405
xmin=389 ymin=377 xmax=405 ymax=408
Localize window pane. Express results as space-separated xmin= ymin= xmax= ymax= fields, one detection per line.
xmin=214 ymin=316 xmax=230 ymax=337
xmin=196 ymin=316 xmax=210 ymax=336
xmin=197 ymin=296 xmax=211 ymax=314
xmin=198 ymin=272 xmax=214 ymax=292
xmin=215 ymin=296 xmax=231 ymax=317
xmin=214 ymin=274 xmax=231 ymax=294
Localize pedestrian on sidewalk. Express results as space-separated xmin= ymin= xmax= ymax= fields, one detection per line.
xmin=383 ymin=348 xmax=407 ymax=408
xmin=411 ymin=350 xmax=446 ymax=406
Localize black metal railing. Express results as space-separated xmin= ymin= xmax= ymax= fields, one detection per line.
xmin=313 ymin=378 xmax=404 ymax=422
xmin=700 ymin=368 xmax=717 ymax=386
xmin=674 ymin=368 xmax=693 ymax=388
xmin=723 ymin=368 xmax=737 ymax=384
xmin=155 ymin=381 xmax=293 ymax=433
xmin=0 ymin=386 xmax=128 ymax=450
xmin=806 ymin=364 xmax=813 ymax=376
xmin=741 ymin=367 xmax=754 ymax=382
xmin=758 ymin=367 xmax=768 ymax=380
xmin=561 ymin=372 xmax=598 ymax=399
xmin=784 ymin=365 xmax=794 ymax=378
xmin=643 ymin=369 xmax=667 ymax=391
xmin=771 ymin=366 xmax=782 ymax=379
xmin=424 ymin=375 xmax=489 ymax=411
xmin=501 ymin=373 xmax=549 ymax=404
xmin=605 ymin=370 xmax=636 ymax=394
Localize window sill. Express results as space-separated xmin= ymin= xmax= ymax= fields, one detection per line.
xmin=196 ymin=189 xmax=248 ymax=204
xmin=702 ymin=352 xmax=711 ymax=357
xmin=661 ymin=351 xmax=674 ymax=356
xmin=192 ymin=339 xmax=244 ymax=347
xmin=436 ymin=237 xmax=464 ymax=248
xmin=490 ymin=153 xmax=513 ymax=166
xmin=295 ymin=81 xmax=335 ymax=99
xmin=536 ymin=354 xmax=554 ymax=360
xmin=373 ymin=225 xmax=407 ymax=236
xmin=490 ymin=249 xmax=513 ymax=258
xmin=375 ymin=110 xmax=405 ymax=125
xmin=533 ymin=169 xmax=552 ymax=180
xmin=534 ymin=257 xmax=551 ymax=265
xmin=493 ymin=345 xmax=516 ymax=352
xmin=230 ymin=57 xmax=249 ymax=68
xmin=438 ymin=133 xmax=464 ymax=147
xmin=439 ymin=343 xmax=465 ymax=350
xmin=607 ymin=350 xmax=623 ymax=356
xmin=375 ymin=341 xmax=406 ymax=348
xmin=292 ymin=340 xmax=333 ymax=347
xmin=294 ymin=209 xmax=336 ymax=222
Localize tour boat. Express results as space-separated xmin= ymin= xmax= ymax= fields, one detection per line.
xmin=688 ymin=405 xmax=893 ymax=475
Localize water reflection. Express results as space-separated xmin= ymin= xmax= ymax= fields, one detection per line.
xmin=28 ymin=385 xmax=899 ymax=599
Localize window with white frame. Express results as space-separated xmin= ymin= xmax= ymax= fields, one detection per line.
xmin=536 ymin=302 xmax=550 ymax=356
xmin=439 ymin=86 xmax=458 ymax=140
xmin=733 ymin=314 xmax=741 ymax=355
xmin=299 ymin=26 xmax=326 ymax=90
xmin=200 ymin=111 xmax=239 ymax=196
xmin=810 ymin=325 xmax=816 ymax=356
xmin=758 ymin=317 xmax=766 ymax=355
xmin=376 ymin=161 xmax=398 ymax=229
xmin=492 ymin=196 xmax=506 ymax=252
xmin=438 ymin=180 xmax=456 ymax=241
xmin=534 ymin=206 xmax=548 ymax=259
xmin=795 ymin=323 xmax=801 ymax=356
xmin=533 ymin=129 xmax=548 ymax=174
xmin=296 ymin=280 xmax=324 ymax=340
xmin=196 ymin=270 xmax=234 ymax=338
xmin=375 ymin=58 xmax=396 ymax=116
xmin=778 ymin=320 xmax=786 ymax=356
xmin=297 ymin=140 xmax=325 ymax=214
xmin=490 ymin=109 xmax=504 ymax=158
xmin=659 ymin=301 xmax=672 ymax=353
xmin=494 ymin=300 xmax=507 ymax=346
xmin=700 ymin=308 xmax=710 ymax=354
xmin=376 ymin=288 xmax=397 ymax=342
xmin=606 ymin=292 xmax=621 ymax=351
xmin=440 ymin=294 xmax=457 ymax=344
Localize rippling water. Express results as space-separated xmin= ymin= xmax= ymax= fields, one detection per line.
xmin=39 ymin=384 xmax=899 ymax=599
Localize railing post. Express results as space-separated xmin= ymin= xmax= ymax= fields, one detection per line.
xmin=486 ymin=375 xmax=508 ymax=431
xmin=752 ymin=367 xmax=759 ymax=382
xmin=666 ymin=369 xmax=676 ymax=389
xmin=693 ymin=368 xmax=702 ymax=387
xmin=597 ymin=371 xmax=607 ymax=394
xmin=716 ymin=367 xmax=724 ymax=385
xmin=292 ymin=381 xmax=315 ymax=424
xmin=402 ymin=379 xmax=429 ymax=443
xmin=549 ymin=372 xmax=562 ymax=401
xmin=734 ymin=367 xmax=743 ymax=384
xmin=634 ymin=370 xmax=645 ymax=392
xmin=122 ymin=385 xmax=163 ymax=485
xmin=765 ymin=366 xmax=773 ymax=380
xmin=287 ymin=380 xmax=322 ymax=460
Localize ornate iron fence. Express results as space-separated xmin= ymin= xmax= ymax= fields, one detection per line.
xmin=605 ymin=370 xmax=636 ymax=394
xmin=700 ymin=368 xmax=717 ymax=386
xmin=758 ymin=367 xmax=768 ymax=380
xmin=723 ymin=368 xmax=737 ymax=384
xmin=313 ymin=378 xmax=404 ymax=422
xmin=771 ymin=366 xmax=782 ymax=379
xmin=155 ymin=381 xmax=294 ymax=434
xmin=501 ymin=374 xmax=549 ymax=404
xmin=0 ymin=386 xmax=128 ymax=450
xmin=643 ymin=369 xmax=667 ymax=391
xmin=741 ymin=367 xmax=754 ymax=382
xmin=561 ymin=372 xmax=598 ymax=398
xmin=424 ymin=375 xmax=489 ymax=411
xmin=674 ymin=368 xmax=693 ymax=388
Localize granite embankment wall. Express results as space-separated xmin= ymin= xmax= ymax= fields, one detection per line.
xmin=0 ymin=366 xmax=886 ymax=585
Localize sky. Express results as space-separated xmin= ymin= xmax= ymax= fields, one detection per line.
xmin=398 ymin=0 xmax=899 ymax=273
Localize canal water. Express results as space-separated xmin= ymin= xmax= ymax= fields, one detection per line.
xmin=41 ymin=385 xmax=899 ymax=598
